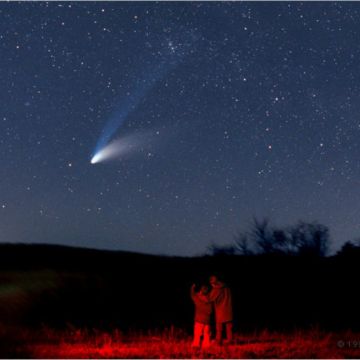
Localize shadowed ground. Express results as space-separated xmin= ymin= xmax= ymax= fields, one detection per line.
xmin=4 ymin=327 xmax=360 ymax=359
xmin=1 ymin=244 xmax=360 ymax=358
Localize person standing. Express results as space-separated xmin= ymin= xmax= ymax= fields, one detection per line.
xmin=190 ymin=283 xmax=213 ymax=348
xmin=208 ymin=275 xmax=233 ymax=344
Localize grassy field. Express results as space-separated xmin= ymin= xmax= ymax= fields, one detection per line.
xmin=3 ymin=326 xmax=360 ymax=358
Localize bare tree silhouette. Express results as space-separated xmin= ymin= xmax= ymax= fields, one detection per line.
xmin=234 ymin=232 xmax=253 ymax=256
xmin=291 ymin=221 xmax=329 ymax=257
xmin=232 ymin=218 xmax=330 ymax=257
xmin=208 ymin=218 xmax=330 ymax=257
xmin=251 ymin=218 xmax=274 ymax=254
xmin=207 ymin=243 xmax=237 ymax=256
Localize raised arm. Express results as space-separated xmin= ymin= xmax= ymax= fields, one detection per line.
xmin=207 ymin=287 xmax=221 ymax=302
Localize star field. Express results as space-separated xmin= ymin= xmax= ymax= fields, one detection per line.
xmin=1 ymin=2 xmax=360 ymax=255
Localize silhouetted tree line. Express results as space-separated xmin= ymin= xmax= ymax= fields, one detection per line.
xmin=209 ymin=218 xmax=330 ymax=257
xmin=2 ymin=239 xmax=360 ymax=333
xmin=336 ymin=238 xmax=360 ymax=256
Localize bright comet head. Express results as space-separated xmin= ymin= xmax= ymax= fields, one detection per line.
xmin=90 ymin=132 xmax=149 ymax=164
xmin=90 ymin=152 xmax=102 ymax=164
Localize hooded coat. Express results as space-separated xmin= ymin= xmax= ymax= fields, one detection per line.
xmin=208 ymin=282 xmax=233 ymax=323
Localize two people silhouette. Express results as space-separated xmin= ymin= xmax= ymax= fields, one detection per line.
xmin=191 ymin=275 xmax=233 ymax=348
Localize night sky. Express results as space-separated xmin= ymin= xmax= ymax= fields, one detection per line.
xmin=1 ymin=2 xmax=360 ymax=256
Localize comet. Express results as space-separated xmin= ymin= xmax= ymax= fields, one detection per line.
xmin=90 ymin=131 xmax=154 ymax=164
xmin=90 ymin=31 xmax=199 ymax=165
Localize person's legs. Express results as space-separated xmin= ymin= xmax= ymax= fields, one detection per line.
xmin=215 ymin=322 xmax=223 ymax=344
xmin=192 ymin=322 xmax=203 ymax=347
xmin=225 ymin=321 xmax=233 ymax=342
xmin=202 ymin=325 xmax=211 ymax=348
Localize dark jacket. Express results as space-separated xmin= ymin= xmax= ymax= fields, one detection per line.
xmin=191 ymin=287 xmax=213 ymax=325
xmin=208 ymin=283 xmax=233 ymax=323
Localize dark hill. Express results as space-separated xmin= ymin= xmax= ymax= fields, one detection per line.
xmin=0 ymin=243 xmax=359 ymax=332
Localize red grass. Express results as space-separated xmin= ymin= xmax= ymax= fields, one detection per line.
xmin=8 ymin=326 xmax=360 ymax=358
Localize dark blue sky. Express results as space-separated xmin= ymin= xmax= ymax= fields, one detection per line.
xmin=1 ymin=2 xmax=360 ymax=256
